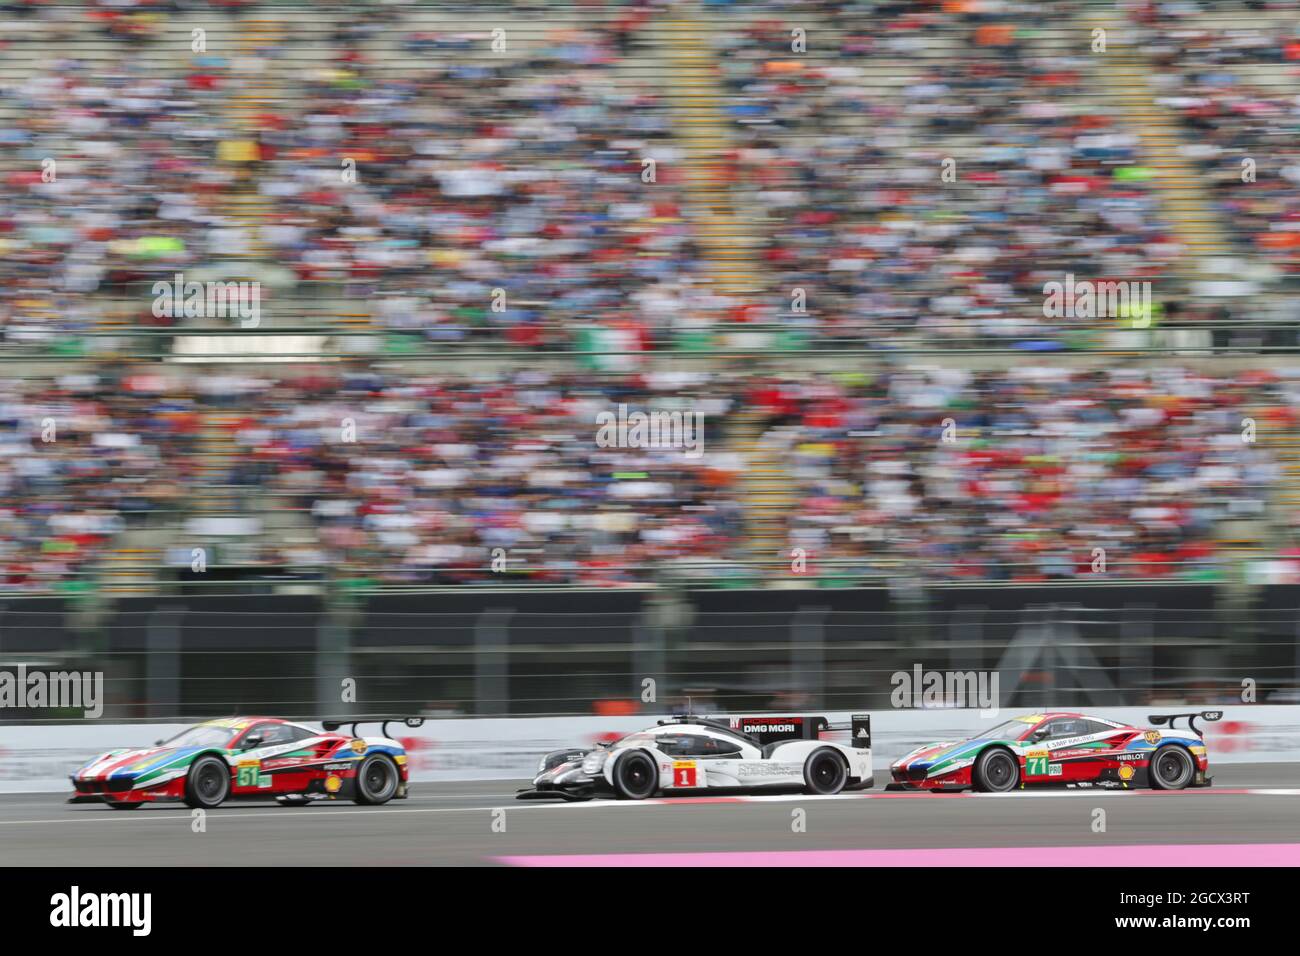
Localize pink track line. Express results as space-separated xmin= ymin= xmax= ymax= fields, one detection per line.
xmin=498 ymin=843 xmax=1300 ymax=867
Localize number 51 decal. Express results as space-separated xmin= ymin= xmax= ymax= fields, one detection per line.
xmin=673 ymin=761 xmax=698 ymax=787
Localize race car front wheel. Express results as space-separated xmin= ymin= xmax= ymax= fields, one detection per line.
xmin=184 ymin=756 xmax=231 ymax=809
xmin=613 ymin=751 xmax=658 ymax=800
xmin=803 ymin=748 xmax=849 ymax=795
xmin=354 ymin=754 xmax=401 ymax=805
xmin=973 ymin=748 xmax=1019 ymax=793
xmin=1149 ymin=744 xmax=1195 ymax=790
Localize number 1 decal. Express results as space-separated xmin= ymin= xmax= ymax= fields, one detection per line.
xmin=673 ymin=761 xmax=698 ymax=787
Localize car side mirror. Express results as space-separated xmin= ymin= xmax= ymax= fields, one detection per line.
xmin=154 ymin=739 xmax=164 ymax=747
xmin=241 ymin=734 xmax=264 ymax=751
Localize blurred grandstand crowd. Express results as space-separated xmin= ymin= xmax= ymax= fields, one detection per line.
xmin=0 ymin=0 xmax=1298 ymax=590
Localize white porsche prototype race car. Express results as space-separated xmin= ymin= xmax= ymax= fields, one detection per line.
xmin=518 ymin=714 xmax=874 ymax=801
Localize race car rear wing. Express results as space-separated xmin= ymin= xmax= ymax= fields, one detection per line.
xmin=828 ymin=714 xmax=872 ymax=750
xmin=321 ymin=716 xmax=425 ymax=739
xmin=658 ymin=713 xmax=872 ymax=749
xmin=727 ymin=716 xmax=830 ymax=745
xmin=1147 ymin=711 xmax=1222 ymax=738
xmin=726 ymin=714 xmax=872 ymax=749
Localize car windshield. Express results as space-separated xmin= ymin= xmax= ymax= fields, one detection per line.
xmin=972 ymin=718 xmax=1039 ymax=742
xmin=159 ymin=725 xmax=242 ymax=749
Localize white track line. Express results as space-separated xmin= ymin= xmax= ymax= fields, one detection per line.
xmin=2 ymin=787 xmax=1296 ymax=828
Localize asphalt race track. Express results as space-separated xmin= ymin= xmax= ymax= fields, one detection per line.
xmin=4 ymin=763 xmax=1300 ymax=866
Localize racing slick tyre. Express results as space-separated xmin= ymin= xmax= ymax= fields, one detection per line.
xmin=803 ymin=748 xmax=849 ymax=795
xmin=612 ymin=750 xmax=658 ymax=800
xmin=184 ymin=755 xmax=231 ymax=809
xmin=354 ymin=754 xmax=401 ymax=805
xmin=1149 ymin=744 xmax=1195 ymax=790
xmin=973 ymin=747 xmax=1020 ymax=793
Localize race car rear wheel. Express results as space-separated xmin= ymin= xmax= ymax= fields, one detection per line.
xmin=1149 ymin=744 xmax=1195 ymax=790
xmin=613 ymin=751 xmax=658 ymax=800
xmin=803 ymin=748 xmax=849 ymax=795
xmin=184 ymin=755 xmax=230 ymax=809
xmin=973 ymin=748 xmax=1019 ymax=793
xmin=354 ymin=754 xmax=400 ymax=805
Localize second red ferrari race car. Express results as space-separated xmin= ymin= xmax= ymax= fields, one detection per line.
xmin=888 ymin=711 xmax=1221 ymax=793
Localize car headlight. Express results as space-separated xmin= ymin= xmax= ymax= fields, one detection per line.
xmin=582 ymin=751 xmax=608 ymax=775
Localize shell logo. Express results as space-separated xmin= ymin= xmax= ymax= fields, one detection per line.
xmin=325 ymin=775 xmax=342 ymax=793
xmin=1118 ymin=764 xmax=1135 ymax=781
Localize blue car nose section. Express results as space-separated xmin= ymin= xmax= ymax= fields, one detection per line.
xmin=107 ymin=747 xmax=200 ymax=778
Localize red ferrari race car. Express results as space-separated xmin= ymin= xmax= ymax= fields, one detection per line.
xmin=888 ymin=711 xmax=1221 ymax=793
xmin=69 ymin=716 xmax=423 ymax=809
